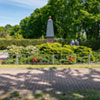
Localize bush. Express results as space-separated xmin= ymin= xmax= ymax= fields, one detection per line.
xmin=75 ymin=46 xmax=95 ymax=63
xmin=0 ymin=39 xmax=99 ymax=50
xmin=2 ymin=58 xmax=16 ymax=64
xmin=7 ymin=45 xmax=39 ymax=55
xmin=37 ymin=43 xmax=76 ymax=64
xmin=64 ymin=45 xmax=95 ymax=63
xmin=64 ymin=45 xmax=78 ymax=51
xmin=37 ymin=43 xmax=74 ymax=55
xmin=55 ymin=39 xmax=100 ymax=50
xmin=21 ymin=54 xmax=52 ymax=64
xmin=0 ymin=39 xmax=46 ymax=50
xmin=80 ymin=40 xmax=100 ymax=50
xmin=93 ymin=50 xmax=100 ymax=62
xmin=37 ymin=43 xmax=95 ymax=63
xmin=4 ymin=45 xmax=39 ymax=64
xmin=55 ymin=38 xmax=71 ymax=45
xmin=4 ymin=43 xmax=97 ymax=64
xmin=60 ymin=54 xmax=77 ymax=64
xmin=74 ymin=46 xmax=93 ymax=55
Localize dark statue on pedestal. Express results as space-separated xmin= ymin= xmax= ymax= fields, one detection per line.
xmin=46 ymin=16 xmax=54 ymax=43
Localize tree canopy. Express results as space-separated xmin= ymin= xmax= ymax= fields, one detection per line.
xmin=0 ymin=0 xmax=100 ymax=41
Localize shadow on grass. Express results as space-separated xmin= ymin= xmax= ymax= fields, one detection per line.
xmin=0 ymin=68 xmax=100 ymax=100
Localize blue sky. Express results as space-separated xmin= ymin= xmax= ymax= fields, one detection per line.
xmin=0 ymin=0 xmax=48 ymax=26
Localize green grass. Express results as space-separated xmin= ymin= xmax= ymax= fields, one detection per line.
xmin=60 ymin=89 xmax=100 ymax=100
xmin=2 ymin=89 xmax=100 ymax=100
xmin=0 ymin=64 xmax=100 ymax=69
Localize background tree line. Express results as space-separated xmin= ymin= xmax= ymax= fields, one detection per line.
xmin=0 ymin=0 xmax=100 ymax=42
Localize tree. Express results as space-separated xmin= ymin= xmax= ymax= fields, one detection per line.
xmin=10 ymin=25 xmax=21 ymax=36
xmin=6 ymin=0 xmax=100 ymax=41
xmin=80 ymin=0 xmax=100 ymax=40
xmin=0 ymin=27 xmax=8 ymax=38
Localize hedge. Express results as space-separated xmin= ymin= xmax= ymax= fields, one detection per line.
xmin=37 ymin=43 xmax=95 ymax=63
xmin=55 ymin=39 xmax=100 ymax=50
xmin=80 ymin=40 xmax=100 ymax=50
xmin=0 ymin=39 xmax=46 ymax=50
xmin=0 ymin=39 xmax=99 ymax=50
xmin=2 ymin=42 xmax=99 ymax=64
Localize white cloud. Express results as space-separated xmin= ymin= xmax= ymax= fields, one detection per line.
xmin=0 ymin=16 xmax=19 ymax=26
xmin=0 ymin=0 xmax=48 ymax=8
xmin=0 ymin=0 xmax=48 ymax=26
xmin=0 ymin=22 xmax=18 ymax=26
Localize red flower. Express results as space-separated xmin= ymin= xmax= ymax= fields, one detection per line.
xmin=69 ymin=56 xmax=73 ymax=62
xmin=0 ymin=58 xmax=2 ymax=61
xmin=33 ymin=56 xmax=37 ymax=62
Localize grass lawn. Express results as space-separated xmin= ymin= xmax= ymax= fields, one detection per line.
xmin=0 ymin=64 xmax=100 ymax=69
xmin=2 ymin=89 xmax=100 ymax=100
xmin=59 ymin=89 xmax=100 ymax=100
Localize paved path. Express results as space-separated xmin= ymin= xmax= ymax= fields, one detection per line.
xmin=0 ymin=68 xmax=100 ymax=98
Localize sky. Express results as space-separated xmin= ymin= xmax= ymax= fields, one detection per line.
xmin=0 ymin=0 xmax=48 ymax=26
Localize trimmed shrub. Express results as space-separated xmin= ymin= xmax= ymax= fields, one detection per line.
xmin=55 ymin=39 xmax=100 ymax=50
xmin=7 ymin=45 xmax=39 ymax=55
xmin=93 ymin=50 xmax=100 ymax=62
xmin=55 ymin=38 xmax=71 ymax=45
xmin=60 ymin=54 xmax=77 ymax=64
xmin=0 ymin=39 xmax=46 ymax=50
xmin=77 ymin=39 xmax=100 ymax=50
xmin=74 ymin=46 xmax=93 ymax=55
xmin=37 ymin=43 xmax=76 ymax=64
xmin=64 ymin=45 xmax=95 ymax=63
xmin=3 ymin=42 xmax=97 ymax=64
xmin=37 ymin=43 xmax=95 ymax=63
xmin=2 ymin=45 xmax=39 ymax=64
xmin=0 ymin=39 xmax=99 ymax=50
xmin=64 ymin=45 xmax=78 ymax=51
xmin=75 ymin=46 xmax=95 ymax=63
xmin=37 ymin=43 xmax=74 ymax=55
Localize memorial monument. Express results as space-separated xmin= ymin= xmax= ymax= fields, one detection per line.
xmin=46 ymin=16 xmax=54 ymax=43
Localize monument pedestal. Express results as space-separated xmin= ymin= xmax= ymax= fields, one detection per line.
xmin=46 ymin=37 xmax=54 ymax=43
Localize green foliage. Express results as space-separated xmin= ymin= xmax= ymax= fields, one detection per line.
xmin=0 ymin=0 xmax=100 ymax=51
xmin=14 ymin=33 xmax=23 ymax=39
xmin=0 ymin=25 xmax=22 ymax=39
xmin=64 ymin=45 xmax=93 ymax=55
xmin=2 ymin=59 xmax=16 ymax=64
xmin=93 ymin=50 xmax=100 ymax=62
xmin=5 ymin=24 xmax=12 ymax=31
xmin=10 ymin=25 xmax=21 ymax=36
xmin=0 ymin=26 xmax=10 ymax=38
xmin=37 ymin=54 xmax=52 ymax=64
xmin=0 ymin=0 xmax=100 ymax=44
xmin=1 ymin=42 xmax=98 ymax=64
xmin=75 ymin=46 xmax=93 ymax=55
xmin=64 ymin=45 xmax=78 ymax=51
xmin=37 ymin=42 xmax=74 ymax=55
xmin=64 ymin=44 xmax=95 ymax=63
xmin=37 ymin=43 xmax=95 ymax=63
xmin=7 ymin=45 xmax=39 ymax=55
xmin=2 ymin=90 xmax=100 ymax=100
xmin=75 ymin=46 xmax=95 ymax=63
xmin=60 ymin=54 xmax=77 ymax=64
xmin=81 ymin=40 xmax=100 ymax=50
xmin=2 ymin=45 xmax=39 ymax=64
xmin=0 ymin=39 xmax=46 ymax=50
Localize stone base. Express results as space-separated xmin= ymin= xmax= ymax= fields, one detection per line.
xmin=46 ymin=38 xmax=54 ymax=43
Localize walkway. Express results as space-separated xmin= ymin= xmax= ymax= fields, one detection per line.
xmin=0 ymin=68 xmax=100 ymax=98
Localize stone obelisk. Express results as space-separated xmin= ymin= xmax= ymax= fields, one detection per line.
xmin=46 ymin=16 xmax=54 ymax=43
